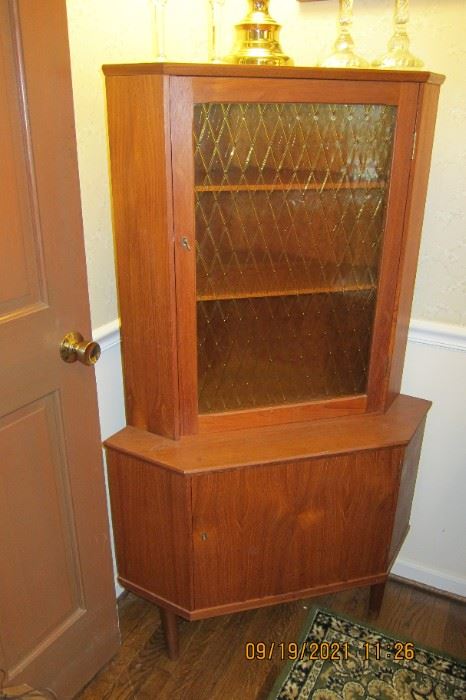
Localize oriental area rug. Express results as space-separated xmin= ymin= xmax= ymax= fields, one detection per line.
xmin=268 ymin=608 xmax=466 ymax=700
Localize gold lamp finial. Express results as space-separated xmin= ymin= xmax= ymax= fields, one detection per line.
xmin=226 ymin=0 xmax=293 ymax=66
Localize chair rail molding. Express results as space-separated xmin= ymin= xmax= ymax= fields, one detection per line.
xmin=94 ymin=318 xmax=121 ymax=351
xmin=408 ymin=319 xmax=466 ymax=352
xmin=94 ymin=317 xmax=466 ymax=353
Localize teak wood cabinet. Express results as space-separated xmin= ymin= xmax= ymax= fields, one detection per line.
xmin=103 ymin=63 xmax=443 ymax=658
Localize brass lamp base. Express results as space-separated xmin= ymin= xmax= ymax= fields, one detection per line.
xmin=225 ymin=0 xmax=293 ymax=66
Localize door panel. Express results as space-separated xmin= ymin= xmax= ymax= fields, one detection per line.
xmin=192 ymin=450 xmax=402 ymax=609
xmin=0 ymin=1 xmax=119 ymax=695
xmin=0 ymin=394 xmax=84 ymax=673
xmin=0 ymin=0 xmax=45 ymax=318
xmin=171 ymin=76 xmax=418 ymax=433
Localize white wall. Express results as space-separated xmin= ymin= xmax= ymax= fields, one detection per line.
xmin=65 ymin=0 xmax=466 ymax=597
xmin=394 ymin=325 xmax=466 ymax=596
xmin=66 ymin=0 xmax=466 ymax=328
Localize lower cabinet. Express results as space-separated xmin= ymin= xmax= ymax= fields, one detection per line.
xmin=105 ymin=395 xmax=427 ymax=626
xmin=191 ymin=450 xmax=402 ymax=611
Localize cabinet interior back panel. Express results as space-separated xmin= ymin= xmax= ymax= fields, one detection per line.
xmin=193 ymin=102 xmax=396 ymax=413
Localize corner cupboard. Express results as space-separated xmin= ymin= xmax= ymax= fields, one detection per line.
xmin=103 ymin=63 xmax=443 ymax=658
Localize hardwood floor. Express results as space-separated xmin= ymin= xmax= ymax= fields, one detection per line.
xmin=77 ymin=579 xmax=465 ymax=699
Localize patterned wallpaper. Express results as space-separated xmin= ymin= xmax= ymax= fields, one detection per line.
xmin=66 ymin=0 xmax=466 ymax=328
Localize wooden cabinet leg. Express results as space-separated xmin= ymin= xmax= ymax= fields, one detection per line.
xmin=369 ymin=582 xmax=386 ymax=616
xmin=159 ymin=607 xmax=180 ymax=660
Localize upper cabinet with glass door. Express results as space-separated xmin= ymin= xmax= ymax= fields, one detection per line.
xmin=103 ymin=65 xmax=444 ymax=438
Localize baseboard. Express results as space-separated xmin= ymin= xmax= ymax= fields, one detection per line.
xmin=389 ymin=573 xmax=466 ymax=603
xmin=391 ymin=559 xmax=466 ymax=599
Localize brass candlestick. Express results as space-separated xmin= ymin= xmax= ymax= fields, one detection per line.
xmin=225 ymin=0 xmax=293 ymax=66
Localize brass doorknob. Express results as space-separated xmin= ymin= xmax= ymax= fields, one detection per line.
xmin=60 ymin=331 xmax=101 ymax=366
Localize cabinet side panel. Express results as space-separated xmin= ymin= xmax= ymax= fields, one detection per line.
xmin=386 ymin=83 xmax=441 ymax=405
xmin=192 ymin=449 xmax=402 ymax=609
xmin=106 ymin=448 xmax=193 ymax=610
xmin=105 ymin=74 xmax=179 ymax=438
xmin=388 ymin=418 xmax=427 ymax=562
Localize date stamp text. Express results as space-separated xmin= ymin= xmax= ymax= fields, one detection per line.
xmin=245 ymin=641 xmax=416 ymax=661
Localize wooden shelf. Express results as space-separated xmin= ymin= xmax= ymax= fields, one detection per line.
xmin=197 ymin=259 xmax=377 ymax=301
xmin=195 ymin=180 xmax=386 ymax=194
xmin=197 ymin=289 xmax=375 ymax=414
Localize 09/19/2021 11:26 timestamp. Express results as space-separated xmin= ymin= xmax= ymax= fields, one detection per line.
xmin=244 ymin=641 xmax=416 ymax=661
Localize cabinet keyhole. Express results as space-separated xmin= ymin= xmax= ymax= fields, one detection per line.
xmin=181 ymin=236 xmax=191 ymax=251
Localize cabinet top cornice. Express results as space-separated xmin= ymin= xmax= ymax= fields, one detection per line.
xmin=102 ymin=61 xmax=444 ymax=85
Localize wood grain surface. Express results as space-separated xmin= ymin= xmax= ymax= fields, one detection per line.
xmin=0 ymin=2 xmax=119 ymax=694
xmin=104 ymin=65 xmax=442 ymax=435
xmin=102 ymin=63 xmax=441 ymax=662
xmin=169 ymin=76 xmax=198 ymax=435
xmin=105 ymin=74 xmax=180 ymax=438
xmin=388 ymin=418 xmax=426 ymax=563
xmin=105 ymin=397 xmax=429 ymax=624
xmin=365 ymin=83 xmax=419 ymax=411
xmin=191 ymin=450 xmax=401 ymax=609
xmin=102 ymin=62 xmax=445 ymax=85
xmin=190 ymin=76 xmax=403 ymax=105
xmin=386 ymin=82 xmax=442 ymax=407
xmin=76 ymin=580 xmax=465 ymax=700
xmin=104 ymin=394 xmax=430 ymax=475
xmin=197 ymin=396 xmax=368 ymax=434
xmin=106 ymin=451 xmax=193 ymax=610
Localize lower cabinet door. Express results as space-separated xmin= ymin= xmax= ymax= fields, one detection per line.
xmin=192 ymin=449 xmax=403 ymax=611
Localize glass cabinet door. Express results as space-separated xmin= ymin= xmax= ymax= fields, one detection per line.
xmin=193 ymin=101 xmax=396 ymax=414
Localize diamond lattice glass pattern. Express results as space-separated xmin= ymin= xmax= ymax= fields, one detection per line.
xmin=194 ymin=102 xmax=396 ymax=413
